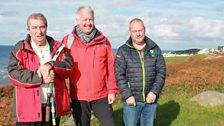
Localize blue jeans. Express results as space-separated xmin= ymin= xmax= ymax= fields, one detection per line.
xmin=123 ymin=101 xmax=157 ymax=126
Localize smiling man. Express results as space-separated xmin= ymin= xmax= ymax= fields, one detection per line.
xmin=62 ymin=6 xmax=118 ymax=126
xmin=8 ymin=13 xmax=73 ymax=126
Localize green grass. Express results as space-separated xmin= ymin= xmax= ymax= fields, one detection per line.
xmin=155 ymin=82 xmax=224 ymax=126
xmin=156 ymin=98 xmax=224 ymax=126
xmin=165 ymin=54 xmax=212 ymax=63
xmin=60 ymin=116 xmax=70 ymax=124
xmin=165 ymin=56 xmax=189 ymax=62
xmin=88 ymin=82 xmax=224 ymax=126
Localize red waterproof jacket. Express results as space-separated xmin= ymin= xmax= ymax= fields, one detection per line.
xmin=8 ymin=35 xmax=73 ymax=122
xmin=62 ymin=27 xmax=118 ymax=101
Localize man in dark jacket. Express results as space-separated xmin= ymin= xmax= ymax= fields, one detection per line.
xmin=115 ymin=18 xmax=166 ymax=126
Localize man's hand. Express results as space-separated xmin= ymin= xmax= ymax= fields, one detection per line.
xmin=37 ymin=63 xmax=52 ymax=79
xmin=146 ymin=92 xmax=156 ymax=104
xmin=42 ymin=70 xmax=55 ymax=84
xmin=108 ymin=93 xmax=116 ymax=104
xmin=126 ymin=96 xmax=136 ymax=106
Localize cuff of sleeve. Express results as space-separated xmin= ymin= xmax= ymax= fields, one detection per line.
xmin=124 ymin=94 xmax=133 ymax=101
xmin=108 ymin=89 xmax=118 ymax=94
xmin=150 ymin=89 xmax=159 ymax=96
xmin=47 ymin=61 xmax=54 ymax=68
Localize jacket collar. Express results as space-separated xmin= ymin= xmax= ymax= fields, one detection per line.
xmin=71 ymin=26 xmax=106 ymax=45
xmin=24 ymin=34 xmax=55 ymax=52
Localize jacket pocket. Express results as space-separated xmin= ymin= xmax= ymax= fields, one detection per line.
xmin=16 ymin=87 xmax=41 ymax=122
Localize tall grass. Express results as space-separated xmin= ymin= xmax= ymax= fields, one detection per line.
xmin=166 ymin=55 xmax=224 ymax=86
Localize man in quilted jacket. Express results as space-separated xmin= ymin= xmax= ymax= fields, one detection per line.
xmin=115 ymin=18 xmax=166 ymax=126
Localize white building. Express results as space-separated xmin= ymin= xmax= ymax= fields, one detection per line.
xmin=198 ymin=48 xmax=209 ymax=54
xmin=198 ymin=48 xmax=220 ymax=54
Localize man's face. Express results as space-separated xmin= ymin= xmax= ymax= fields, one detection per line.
xmin=129 ymin=21 xmax=145 ymax=45
xmin=76 ymin=10 xmax=94 ymax=35
xmin=28 ymin=19 xmax=47 ymax=46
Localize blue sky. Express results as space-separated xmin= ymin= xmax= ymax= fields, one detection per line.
xmin=0 ymin=0 xmax=224 ymax=50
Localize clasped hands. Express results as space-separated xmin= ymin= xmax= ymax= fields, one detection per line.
xmin=37 ymin=63 xmax=55 ymax=84
xmin=126 ymin=92 xmax=156 ymax=106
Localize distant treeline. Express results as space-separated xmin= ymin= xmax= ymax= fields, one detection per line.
xmin=171 ymin=49 xmax=200 ymax=54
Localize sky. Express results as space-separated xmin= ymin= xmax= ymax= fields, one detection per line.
xmin=0 ymin=0 xmax=224 ymax=50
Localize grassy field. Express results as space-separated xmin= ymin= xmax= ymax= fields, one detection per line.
xmin=165 ymin=56 xmax=189 ymax=63
xmin=88 ymin=54 xmax=224 ymax=126
xmin=84 ymin=85 xmax=223 ymax=126
xmin=58 ymin=54 xmax=224 ymax=126
xmin=155 ymin=82 xmax=224 ymax=126
xmin=165 ymin=53 xmax=212 ymax=63
xmin=87 ymin=81 xmax=224 ymax=126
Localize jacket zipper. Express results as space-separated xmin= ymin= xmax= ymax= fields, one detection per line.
xmin=128 ymin=82 xmax=130 ymax=88
xmin=126 ymin=43 xmax=147 ymax=101
xmin=137 ymin=50 xmax=146 ymax=101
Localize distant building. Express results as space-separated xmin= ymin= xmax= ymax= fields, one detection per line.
xmin=198 ymin=48 xmax=209 ymax=54
xmin=163 ymin=47 xmax=223 ymax=57
xmin=163 ymin=51 xmax=193 ymax=57
xmin=198 ymin=47 xmax=220 ymax=54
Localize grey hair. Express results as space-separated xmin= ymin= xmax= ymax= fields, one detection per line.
xmin=76 ymin=6 xmax=94 ymax=20
xmin=129 ymin=18 xmax=145 ymax=30
xmin=27 ymin=13 xmax=47 ymax=29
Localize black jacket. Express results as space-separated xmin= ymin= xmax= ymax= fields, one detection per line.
xmin=115 ymin=36 xmax=166 ymax=102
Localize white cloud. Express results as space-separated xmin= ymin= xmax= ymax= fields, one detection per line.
xmin=0 ymin=0 xmax=224 ymax=50
xmin=152 ymin=24 xmax=179 ymax=39
xmin=189 ymin=17 xmax=223 ymax=39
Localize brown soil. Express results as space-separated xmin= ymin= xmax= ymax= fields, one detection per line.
xmin=0 ymin=84 xmax=15 ymax=126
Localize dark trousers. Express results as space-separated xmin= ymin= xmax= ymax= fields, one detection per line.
xmin=16 ymin=106 xmax=60 ymax=126
xmin=72 ymin=97 xmax=115 ymax=126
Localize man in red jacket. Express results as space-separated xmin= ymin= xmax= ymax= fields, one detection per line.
xmin=8 ymin=13 xmax=73 ymax=126
xmin=62 ymin=6 xmax=118 ymax=126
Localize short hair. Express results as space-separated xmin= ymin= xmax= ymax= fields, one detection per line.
xmin=27 ymin=13 xmax=48 ymax=29
xmin=129 ymin=18 xmax=145 ymax=30
xmin=76 ymin=6 xmax=94 ymax=20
